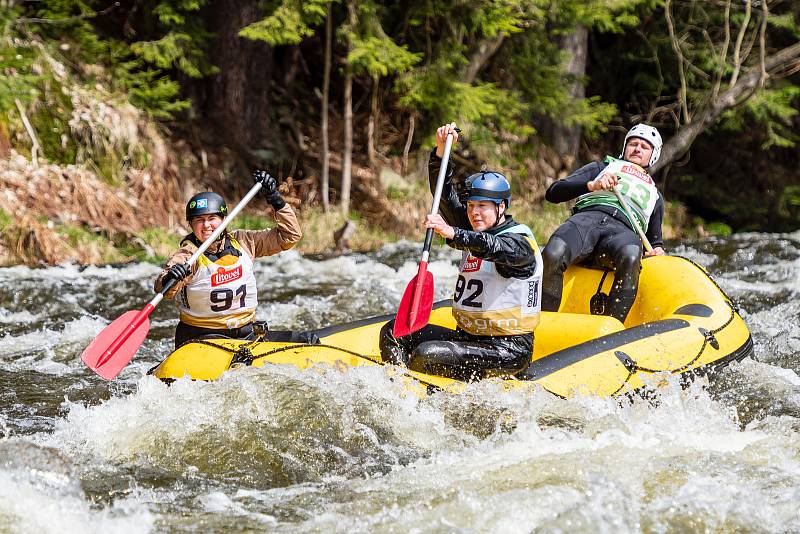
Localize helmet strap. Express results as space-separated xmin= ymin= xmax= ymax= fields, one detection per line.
xmin=492 ymin=201 xmax=506 ymax=228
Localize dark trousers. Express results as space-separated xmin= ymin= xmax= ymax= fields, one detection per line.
xmin=541 ymin=210 xmax=642 ymax=322
xmin=379 ymin=320 xmax=532 ymax=381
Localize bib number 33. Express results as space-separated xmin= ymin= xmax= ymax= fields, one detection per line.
xmin=615 ymin=178 xmax=651 ymax=210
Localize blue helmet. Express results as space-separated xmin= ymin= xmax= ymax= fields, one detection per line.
xmin=460 ymin=171 xmax=511 ymax=207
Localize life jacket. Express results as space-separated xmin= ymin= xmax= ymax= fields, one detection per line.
xmin=451 ymin=223 xmax=543 ymax=336
xmin=176 ymin=234 xmax=258 ymax=329
xmin=573 ymin=156 xmax=659 ymax=232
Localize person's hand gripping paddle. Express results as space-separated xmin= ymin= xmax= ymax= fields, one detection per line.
xmin=80 ymin=182 xmax=265 ymax=380
xmin=393 ymin=129 xmax=457 ymax=337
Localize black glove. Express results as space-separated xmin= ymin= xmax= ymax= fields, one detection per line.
xmin=163 ymin=262 xmax=191 ymax=286
xmin=253 ymin=169 xmax=286 ymax=210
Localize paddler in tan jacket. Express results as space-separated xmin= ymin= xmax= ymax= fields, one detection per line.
xmin=155 ymin=170 xmax=314 ymax=348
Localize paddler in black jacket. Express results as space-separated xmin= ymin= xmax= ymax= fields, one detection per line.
xmin=380 ymin=123 xmax=542 ymax=381
xmin=541 ymin=123 xmax=666 ymax=323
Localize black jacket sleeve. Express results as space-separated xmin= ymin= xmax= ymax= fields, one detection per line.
xmin=645 ymin=195 xmax=665 ymax=249
xmin=545 ymin=161 xmax=605 ymax=203
xmin=428 ymin=148 xmax=471 ymax=230
xmin=428 ymin=149 xmax=538 ymax=279
xmin=449 ymin=227 xmax=537 ymax=280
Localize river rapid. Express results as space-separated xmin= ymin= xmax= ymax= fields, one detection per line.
xmin=0 ymin=233 xmax=798 ymax=533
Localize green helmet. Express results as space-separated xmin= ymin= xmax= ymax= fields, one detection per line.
xmin=185 ymin=192 xmax=227 ymax=221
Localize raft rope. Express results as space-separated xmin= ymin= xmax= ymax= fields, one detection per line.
xmin=608 ymin=256 xmax=743 ymax=396
xmin=184 ymin=337 xmax=444 ymax=392
xmin=153 ymin=255 xmax=744 ymax=398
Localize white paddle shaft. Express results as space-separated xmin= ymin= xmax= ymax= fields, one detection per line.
xmin=612 ymin=186 xmax=653 ymax=253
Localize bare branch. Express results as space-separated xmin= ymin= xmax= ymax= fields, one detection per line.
xmin=14 ymin=99 xmax=40 ymax=167
xmin=655 ymin=40 xmax=800 ymax=173
xmin=712 ymin=0 xmax=731 ymax=99
xmin=729 ymin=0 xmax=752 ymax=86
xmin=15 ymin=2 xmax=120 ymax=25
xmin=665 ymin=0 xmax=690 ymax=123
xmin=635 ymin=29 xmax=666 ymax=120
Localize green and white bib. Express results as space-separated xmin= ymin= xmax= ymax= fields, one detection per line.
xmin=573 ymin=156 xmax=658 ymax=232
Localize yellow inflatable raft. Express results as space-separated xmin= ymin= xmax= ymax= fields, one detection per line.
xmin=150 ymin=256 xmax=753 ymax=397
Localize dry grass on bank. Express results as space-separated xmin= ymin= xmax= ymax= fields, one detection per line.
xmin=295 ymin=207 xmax=412 ymax=255
xmin=0 ymin=149 xmax=186 ymax=266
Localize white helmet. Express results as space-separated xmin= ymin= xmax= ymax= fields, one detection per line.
xmin=621 ymin=123 xmax=662 ymax=167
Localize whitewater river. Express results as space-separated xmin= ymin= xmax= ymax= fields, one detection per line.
xmin=0 ymin=233 xmax=798 ymax=533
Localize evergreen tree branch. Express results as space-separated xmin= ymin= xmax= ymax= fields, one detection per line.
xmin=15 ymin=2 xmax=121 ymax=26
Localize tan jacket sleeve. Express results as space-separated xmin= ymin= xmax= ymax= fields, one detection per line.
xmin=153 ymin=243 xmax=197 ymax=299
xmin=232 ymin=204 xmax=302 ymax=258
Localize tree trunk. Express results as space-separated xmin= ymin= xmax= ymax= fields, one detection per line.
xmin=462 ymin=35 xmax=505 ymax=85
xmin=402 ymin=112 xmax=416 ymax=175
xmin=551 ymin=25 xmax=587 ymax=159
xmin=201 ymin=0 xmax=273 ymax=150
xmin=367 ymin=77 xmax=378 ymax=166
xmin=340 ymin=0 xmax=356 ymax=215
xmin=341 ymin=72 xmax=353 ymax=214
xmin=320 ymin=4 xmax=332 ymax=212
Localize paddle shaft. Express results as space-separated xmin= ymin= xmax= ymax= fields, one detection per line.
xmin=93 ymin=182 xmax=264 ymax=368
xmin=407 ymin=133 xmax=455 ymax=325
xmin=612 ymin=186 xmax=653 ymax=253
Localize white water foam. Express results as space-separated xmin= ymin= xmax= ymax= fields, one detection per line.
xmin=0 ymin=262 xmax=159 ymax=285
xmin=0 ymin=438 xmax=153 ymax=534
xmin=0 ymin=307 xmax=38 ymax=324
xmin=0 ymin=315 xmax=110 ymax=373
xmin=253 ymin=378 xmax=799 ymax=532
xmin=6 ymin=235 xmax=800 ymax=531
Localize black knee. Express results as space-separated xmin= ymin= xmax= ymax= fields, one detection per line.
xmin=608 ymin=245 xmax=643 ymax=322
xmin=408 ymin=342 xmax=480 ymax=380
xmin=542 ymin=236 xmax=571 ymax=277
xmin=541 ymin=236 xmax=571 ymax=312
xmin=615 ymin=244 xmax=642 ymax=277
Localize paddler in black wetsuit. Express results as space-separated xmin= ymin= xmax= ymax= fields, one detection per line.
xmin=541 ymin=124 xmax=667 ymax=323
xmin=380 ymin=123 xmax=543 ymax=381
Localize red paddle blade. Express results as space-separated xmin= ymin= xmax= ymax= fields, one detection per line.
xmin=81 ymin=310 xmax=151 ymax=380
xmin=393 ymin=271 xmax=434 ymax=337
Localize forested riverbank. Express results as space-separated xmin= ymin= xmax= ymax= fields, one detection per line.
xmin=0 ymin=1 xmax=798 ymax=266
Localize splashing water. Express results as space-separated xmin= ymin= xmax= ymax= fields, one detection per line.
xmin=0 ymin=234 xmax=798 ymax=532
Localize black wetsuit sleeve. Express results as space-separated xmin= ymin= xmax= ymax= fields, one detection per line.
xmin=544 ymin=161 xmax=605 ymax=203
xmin=428 ymin=148 xmax=470 ymax=229
xmin=449 ymin=229 xmax=537 ymax=279
xmin=645 ymin=195 xmax=665 ymax=249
